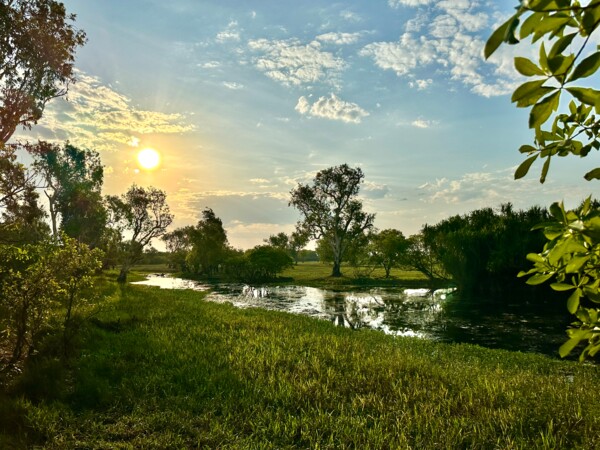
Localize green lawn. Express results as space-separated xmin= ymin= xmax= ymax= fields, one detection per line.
xmin=1 ymin=279 xmax=598 ymax=449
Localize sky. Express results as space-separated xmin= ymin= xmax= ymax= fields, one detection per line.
xmin=15 ymin=0 xmax=598 ymax=249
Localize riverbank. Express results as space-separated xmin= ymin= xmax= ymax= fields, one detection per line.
xmin=1 ymin=277 xmax=598 ymax=448
xmin=171 ymin=261 xmax=449 ymax=290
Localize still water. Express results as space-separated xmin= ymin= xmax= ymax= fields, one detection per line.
xmin=133 ymin=275 xmax=571 ymax=358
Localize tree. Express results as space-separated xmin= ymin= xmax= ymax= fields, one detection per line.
xmin=0 ymin=0 xmax=86 ymax=144
xmin=487 ymin=2 xmax=600 ymax=359
xmin=404 ymin=234 xmax=448 ymax=282
xmin=0 ymin=235 xmax=101 ymax=368
xmin=290 ymin=164 xmax=375 ymax=277
xmin=370 ymin=229 xmax=409 ymax=278
xmin=162 ymin=226 xmax=194 ymax=271
xmin=106 ymin=185 xmax=173 ymax=283
xmin=265 ymin=230 xmax=309 ymax=264
xmin=28 ymin=141 xmax=105 ymax=245
xmin=187 ymin=208 xmax=228 ymax=276
xmin=246 ymin=245 xmax=293 ymax=281
xmin=0 ymin=144 xmax=47 ymax=244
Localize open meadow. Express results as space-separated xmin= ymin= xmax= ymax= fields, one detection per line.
xmin=1 ymin=276 xmax=598 ymax=449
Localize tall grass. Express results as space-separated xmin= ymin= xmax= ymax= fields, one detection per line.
xmin=1 ymin=281 xmax=598 ymax=448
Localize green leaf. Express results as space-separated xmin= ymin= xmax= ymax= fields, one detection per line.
xmin=515 ymin=154 xmax=538 ymax=179
xmin=565 ymin=255 xmax=590 ymax=273
xmin=514 ymin=57 xmax=545 ymax=76
xmin=516 ymin=87 xmax=556 ymax=108
xmin=526 ymin=272 xmax=554 ymax=285
xmin=519 ymin=144 xmax=537 ymax=154
xmin=551 ymin=283 xmax=576 ymax=291
xmin=485 ymin=15 xmax=515 ymax=59
xmin=569 ymin=52 xmax=600 ymax=82
xmin=529 ymin=91 xmax=560 ymax=128
xmin=520 ymin=11 xmax=543 ymax=39
xmin=539 ymin=42 xmax=549 ymax=72
xmin=540 ymin=155 xmax=551 ymax=183
xmin=566 ymin=87 xmax=600 ymax=106
xmin=584 ymin=167 xmax=600 ymax=180
xmin=511 ymin=79 xmax=547 ymax=103
xmin=559 ymin=336 xmax=581 ymax=358
xmin=567 ymin=289 xmax=582 ymax=314
xmin=549 ymin=32 xmax=577 ymax=58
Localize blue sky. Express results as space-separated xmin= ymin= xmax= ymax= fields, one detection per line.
xmin=17 ymin=0 xmax=596 ymax=248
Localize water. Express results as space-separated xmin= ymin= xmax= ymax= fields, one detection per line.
xmin=133 ymin=275 xmax=571 ymax=357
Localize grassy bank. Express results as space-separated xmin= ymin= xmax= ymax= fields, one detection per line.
xmin=1 ymin=279 xmax=598 ymax=449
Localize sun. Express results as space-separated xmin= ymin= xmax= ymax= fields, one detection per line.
xmin=137 ymin=148 xmax=160 ymax=170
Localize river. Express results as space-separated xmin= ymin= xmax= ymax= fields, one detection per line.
xmin=133 ymin=275 xmax=572 ymax=358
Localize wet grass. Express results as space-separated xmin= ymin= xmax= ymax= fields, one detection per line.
xmin=1 ymin=280 xmax=598 ymax=449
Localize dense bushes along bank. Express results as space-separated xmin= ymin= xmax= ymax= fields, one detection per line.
xmin=1 ymin=279 xmax=598 ymax=448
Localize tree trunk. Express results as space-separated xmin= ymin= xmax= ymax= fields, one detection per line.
xmin=331 ymin=261 xmax=342 ymax=277
xmin=117 ymin=267 xmax=128 ymax=283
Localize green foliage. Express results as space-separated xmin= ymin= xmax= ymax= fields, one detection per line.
xmin=370 ymin=229 xmax=409 ymax=278
xmin=290 ymin=164 xmax=375 ymax=277
xmin=224 ymin=245 xmax=293 ymax=282
xmin=418 ymin=204 xmax=549 ymax=293
xmin=186 ymin=208 xmax=229 ymax=276
xmin=28 ymin=141 xmax=106 ymax=246
xmin=3 ymin=283 xmax=598 ymax=448
xmin=0 ymin=145 xmax=48 ymax=244
xmin=518 ymin=198 xmax=600 ymax=360
xmin=486 ymin=1 xmax=600 ymax=182
xmin=0 ymin=236 xmax=102 ymax=368
xmin=106 ymin=184 xmax=173 ymax=283
xmin=0 ymin=0 xmax=86 ymax=143
xmin=487 ymin=1 xmax=600 ymax=359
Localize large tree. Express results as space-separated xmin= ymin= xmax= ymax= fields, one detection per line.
xmin=28 ymin=141 xmax=105 ymax=246
xmin=486 ymin=0 xmax=600 ymax=360
xmin=290 ymin=164 xmax=375 ymax=277
xmin=106 ymin=185 xmax=173 ymax=283
xmin=0 ymin=0 xmax=86 ymax=144
xmin=187 ymin=208 xmax=229 ymax=276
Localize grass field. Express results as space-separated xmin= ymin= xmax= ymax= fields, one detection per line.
xmin=1 ymin=278 xmax=598 ymax=449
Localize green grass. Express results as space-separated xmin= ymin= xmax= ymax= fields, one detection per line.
xmin=281 ymin=261 xmax=435 ymax=289
xmin=1 ymin=280 xmax=598 ymax=449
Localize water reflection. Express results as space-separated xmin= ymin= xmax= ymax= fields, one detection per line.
xmin=133 ymin=275 xmax=570 ymax=357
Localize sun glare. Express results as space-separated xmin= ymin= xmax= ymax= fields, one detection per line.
xmin=137 ymin=148 xmax=160 ymax=170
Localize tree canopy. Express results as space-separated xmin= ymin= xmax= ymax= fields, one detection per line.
xmin=0 ymin=0 xmax=86 ymax=143
xmin=106 ymin=185 xmax=173 ymax=283
xmin=290 ymin=164 xmax=375 ymax=277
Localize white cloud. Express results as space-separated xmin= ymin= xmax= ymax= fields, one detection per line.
xmin=389 ymin=0 xmax=434 ymax=7
xmin=248 ymin=38 xmax=346 ymax=87
xmin=316 ymin=32 xmax=363 ymax=45
xmin=200 ymin=61 xmax=221 ymax=69
xmin=340 ymin=10 xmax=362 ymax=22
xmin=408 ymin=78 xmax=432 ymax=90
xmin=216 ymin=21 xmax=241 ymax=43
xmin=360 ymin=0 xmax=519 ymax=97
xmin=223 ymin=81 xmax=244 ymax=90
xmin=360 ymin=34 xmax=438 ymax=77
xmin=14 ymin=71 xmax=194 ymax=153
xmin=362 ymin=181 xmax=390 ymax=199
xmin=295 ymin=94 xmax=369 ymax=124
xmin=411 ymin=118 xmax=438 ymax=128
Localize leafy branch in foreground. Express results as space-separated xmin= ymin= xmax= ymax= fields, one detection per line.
xmin=486 ymin=0 xmax=600 ymax=360
xmin=486 ymin=0 xmax=600 ymax=183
